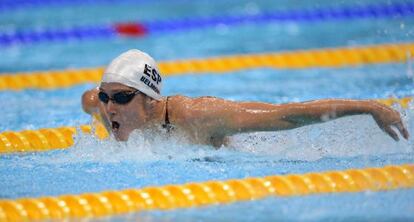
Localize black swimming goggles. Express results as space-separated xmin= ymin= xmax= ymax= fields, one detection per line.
xmin=98 ymin=90 xmax=140 ymax=105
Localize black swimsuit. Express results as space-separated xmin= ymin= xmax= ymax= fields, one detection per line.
xmin=162 ymin=96 xmax=174 ymax=132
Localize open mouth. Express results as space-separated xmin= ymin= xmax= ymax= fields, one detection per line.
xmin=111 ymin=121 xmax=120 ymax=131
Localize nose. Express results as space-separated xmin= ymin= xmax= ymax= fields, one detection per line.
xmin=106 ymin=100 xmax=117 ymax=115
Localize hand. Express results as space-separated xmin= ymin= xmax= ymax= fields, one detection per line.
xmin=371 ymin=102 xmax=409 ymax=141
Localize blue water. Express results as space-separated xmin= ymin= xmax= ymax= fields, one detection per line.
xmin=1 ymin=0 xmax=414 ymax=221
xmin=1 ymin=1 xmax=414 ymax=72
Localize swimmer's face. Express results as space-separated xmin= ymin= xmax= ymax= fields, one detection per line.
xmin=99 ymin=82 xmax=149 ymax=141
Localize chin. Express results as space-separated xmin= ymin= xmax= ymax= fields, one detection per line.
xmin=113 ymin=131 xmax=129 ymax=141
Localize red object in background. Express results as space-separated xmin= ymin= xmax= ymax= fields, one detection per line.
xmin=114 ymin=23 xmax=147 ymax=37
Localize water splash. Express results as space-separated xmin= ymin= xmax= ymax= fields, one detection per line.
xmin=24 ymin=127 xmax=220 ymax=165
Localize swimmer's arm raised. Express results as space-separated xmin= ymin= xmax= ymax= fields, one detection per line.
xmin=210 ymin=99 xmax=409 ymax=141
xmin=82 ymin=87 xmax=100 ymax=114
xmin=81 ymin=88 xmax=111 ymax=132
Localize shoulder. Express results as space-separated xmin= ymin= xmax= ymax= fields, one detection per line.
xmin=168 ymin=95 xmax=231 ymax=110
xmin=167 ymin=95 xmax=229 ymax=120
xmin=82 ymin=87 xmax=100 ymax=114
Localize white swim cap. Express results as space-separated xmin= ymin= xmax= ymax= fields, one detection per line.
xmin=101 ymin=49 xmax=163 ymax=100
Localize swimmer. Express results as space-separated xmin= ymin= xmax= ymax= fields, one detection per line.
xmin=82 ymin=49 xmax=409 ymax=147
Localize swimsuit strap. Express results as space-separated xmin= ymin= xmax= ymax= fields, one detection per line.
xmin=162 ymin=96 xmax=173 ymax=132
xmin=165 ymin=96 xmax=170 ymax=125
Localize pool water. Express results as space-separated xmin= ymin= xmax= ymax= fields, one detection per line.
xmin=1 ymin=0 xmax=414 ymax=221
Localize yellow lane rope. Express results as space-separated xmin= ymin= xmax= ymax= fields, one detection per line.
xmin=0 ymin=42 xmax=413 ymax=90
xmin=0 ymin=164 xmax=413 ymax=221
xmin=0 ymin=97 xmax=411 ymax=154
xmin=0 ymin=124 xmax=108 ymax=154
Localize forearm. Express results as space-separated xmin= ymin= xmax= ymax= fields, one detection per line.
xmin=279 ymin=99 xmax=378 ymax=127
xmin=227 ymin=99 xmax=380 ymax=134
xmin=258 ymin=98 xmax=409 ymax=141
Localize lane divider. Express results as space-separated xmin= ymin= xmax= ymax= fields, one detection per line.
xmin=1 ymin=42 xmax=414 ymax=91
xmin=143 ymin=2 xmax=414 ymax=34
xmin=0 ymin=164 xmax=413 ymax=221
xmin=2 ymin=2 xmax=414 ymax=46
xmin=0 ymin=0 xmax=148 ymax=12
xmin=0 ymin=97 xmax=411 ymax=154
xmin=0 ymin=120 xmax=108 ymax=154
xmin=2 ymin=0 xmax=411 ymax=14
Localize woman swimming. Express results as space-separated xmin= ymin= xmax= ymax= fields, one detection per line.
xmin=82 ymin=49 xmax=409 ymax=147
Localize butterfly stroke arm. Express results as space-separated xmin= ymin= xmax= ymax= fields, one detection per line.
xmin=82 ymin=88 xmax=112 ymax=132
xmin=82 ymin=87 xmax=100 ymax=115
xmin=204 ymin=98 xmax=409 ymax=141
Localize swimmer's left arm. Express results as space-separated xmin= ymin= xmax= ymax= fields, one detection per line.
xmin=203 ymin=98 xmax=409 ymax=141
xmin=81 ymin=87 xmax=112 ymax=133
xmin=82 ymin=87 xmax=100 ymax=114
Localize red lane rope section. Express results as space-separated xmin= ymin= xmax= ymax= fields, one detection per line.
xmin=114 ymin=22 xmax=147 ymax=37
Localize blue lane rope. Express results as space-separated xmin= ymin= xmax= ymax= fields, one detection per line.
xmin=1 ymin=2 xmax=414 ymax=46
xmin=0 ymin=0 xmax=151 ymax=12
xmin=0 ymin=26 xmax=116 ymax=45
xmin=144 ymin=2 xmax=414 ymax=32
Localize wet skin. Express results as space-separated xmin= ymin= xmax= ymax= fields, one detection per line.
xmin=82 ymin=83 xmax=409 ymax=147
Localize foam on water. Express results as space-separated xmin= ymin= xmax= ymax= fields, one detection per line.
xmin=52 ymin=128 xmax=217 ymax=164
